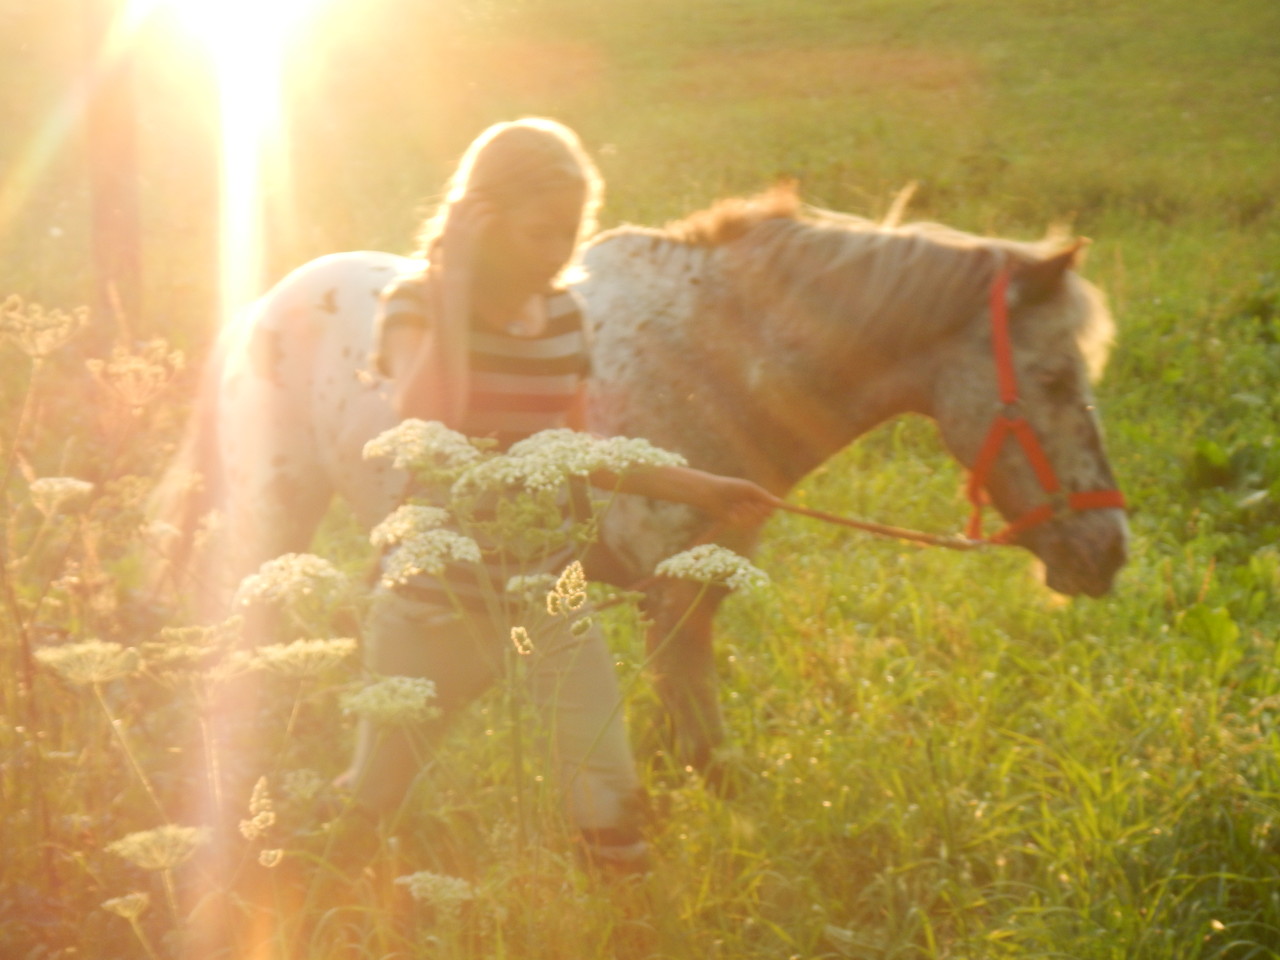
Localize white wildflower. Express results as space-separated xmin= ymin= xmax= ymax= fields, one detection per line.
xmin=380 ymin=529 xmax=481 ymax=586
xmin=258 ymin=849 xmax=284 ymax=868
xmin=395 ymin=870 xmax=475 ymax=922
xmin=451 ymin=451 xmax=569 ymax=498
xmin=547 ymin=560 xmax=588 ymax=616
xmin=234 ymin=553 xmax=347 ymax=608
xmin=505 ymin=572 xmax=557 ymax=604
xmin=453 ymin=430 xmax=685 ymax=502
xmin=107 ymin=825 xmax=210 ymax=871
xmin=252 ymin=638 xmax=357 ymax=678
xmin=1 ymin=295 xmax=87 ymax=359
xmin=206 ymin=648 xmax=258 ymax=684
xmin=507 ymin=429 xmax=686 ymax=475
xmin=505 ymin=429 xmax=605 ymax=475
xmin=281 ymin=768 xmax=327 ymax=803
xmin=145 ymin=619 xmax=247 ymax=686
xmin=594 ymin=434 xmax=687 ymax=472
xmin=363 ymin=419 xmax=482 ymax=473
xmin=86 ymin=339 xmax=184 ymax=410
xmin=28 ymin=477 xmax=94 ymax=516
xmin=35 ymin=640 xmax=138 ymax=686
xmin=654 ymin=544 xmax=770 ymax=592
xmin=370 ymin=504 xmax=451 ymax=548
xmin=102 ymin=892 xmax=150 ymax=920
xmin=341 ymin=676 xmax=441 ymax=726
xmin=511 ymin=626 xmax=534 ymax=656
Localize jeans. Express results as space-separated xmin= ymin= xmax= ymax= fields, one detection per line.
xmin=344 ymin=586 xmax=647 ymax=857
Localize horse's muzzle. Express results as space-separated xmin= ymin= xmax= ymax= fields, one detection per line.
xmin=1027 ymin=508 xmax=1129 ymax=597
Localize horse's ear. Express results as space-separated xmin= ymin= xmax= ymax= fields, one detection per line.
xmin=1010 ymin=238 xmax=1089 ymax=305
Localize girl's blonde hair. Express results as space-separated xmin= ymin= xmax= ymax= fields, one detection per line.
xmin=414 ymin=117 xmax=604 ymax=284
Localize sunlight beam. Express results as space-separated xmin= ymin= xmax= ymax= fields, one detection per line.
xmin=139 ymin=0 xmax=329 ymax=321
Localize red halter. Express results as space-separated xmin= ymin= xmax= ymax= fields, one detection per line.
xmin=965 ymin=267 xmax=1127 ymax=544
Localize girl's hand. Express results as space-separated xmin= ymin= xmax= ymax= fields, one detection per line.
xmin=438 ymin=195 xmax=497 ymax=280
xmin=704 ymin=475 xmax=782 ymax=527
xmin=591 ymin=464 xmax=781 ymax=527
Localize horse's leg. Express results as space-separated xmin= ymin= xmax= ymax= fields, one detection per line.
xmin=213 ymin=461 xmax=325 ymax=619
xmin=644 ymin=578 xmax=733 ymax=787
xmin=325 ymin=384 xmax=405 ymax=532
xmin=221 ymin=459 xmax=334 ymax=594
xmin=214 ymin=356 xmax=334 ymax=627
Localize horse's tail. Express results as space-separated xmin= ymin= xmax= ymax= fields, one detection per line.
xmin=144 ymin=333 xmax=229 ymax=607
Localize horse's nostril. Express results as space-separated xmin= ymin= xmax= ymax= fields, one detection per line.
xmin=1104 ymin=532 xmax=1129 ymax=573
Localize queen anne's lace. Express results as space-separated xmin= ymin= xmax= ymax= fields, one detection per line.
xmin=1 ymin=295 xmax=87 ymax=359
xmin=380 ymin=529 xmax=482 ymax=586
xmin=35 ymin=640 xmax=138 ymax=686
xmin=281 ymin=768 xmax=326 ymax=803
xmin=341 ymin=676 xmax=440 ymax=726
xmin=107 ymin=825 xmax=210 ymax=871
xmin=233 ymin=553 xmax=347 ymax=608
xmin=395 ymin=870 xmax=475 ymax=922
xmin=451 ymin=452 xmax=569 ymax=498
xmin=453 ymin=429 xmax=686 ymax=501
xmin=507 ymin=429 xmax=686 ymax=475
xmin=654 ymin=543 xmax=770 ymax=592
xmin=251 ymin=638 xmax=357 ymax=678
xmin=370 ymin=504 xmax=451 ymax=548
xmin=363 ymin=419 xmax=482 ymax=473
xmin=28 ymin=477 xmax=94 ymax=516
xmin=101 ymin=892 xmax=150 ymax=920
xmin=505 ymin=572 xmax=557 ymax=603
xmin=85 ymin=340 xmax=184 ymax=410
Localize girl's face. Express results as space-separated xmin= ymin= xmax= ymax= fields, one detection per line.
xmin=477 ymin=184 xmax=585 ymax=295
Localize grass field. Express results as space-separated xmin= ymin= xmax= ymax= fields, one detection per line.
xmin=2 ymin=0 xmax=1280 ymax=956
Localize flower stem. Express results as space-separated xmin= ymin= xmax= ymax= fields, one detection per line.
xmin=93 ymin=682 xmax=169 ymax=822
xmin=508 ymin=649 xmax=529 ymax=855
xmin=128 ymin=918 xmax=163 ymax=960
xmin=160 ymin=867 xmax=181 ymax=924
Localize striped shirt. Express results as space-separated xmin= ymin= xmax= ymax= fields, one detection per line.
xmin=373 ymin=274 xmax=591 ymax=612
xmin=375 ymin=276 xmax=590 ymax=446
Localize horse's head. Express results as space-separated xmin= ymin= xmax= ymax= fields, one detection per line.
xmin=932 ymin=243 xmax=1128 ymax=597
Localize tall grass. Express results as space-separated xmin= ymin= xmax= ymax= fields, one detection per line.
xmin=2 ymin=0 xmax=1279 ymax=956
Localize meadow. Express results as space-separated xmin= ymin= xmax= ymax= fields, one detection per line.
xmin=2 ymin=0 xmax=1280 ymax=956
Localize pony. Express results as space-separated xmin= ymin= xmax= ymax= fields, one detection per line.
xmin=149 ymin=186 xmax=1128 ymax=776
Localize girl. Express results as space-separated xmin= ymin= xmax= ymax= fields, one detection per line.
xmin=342 ymin=118 xmax=779 ymax=872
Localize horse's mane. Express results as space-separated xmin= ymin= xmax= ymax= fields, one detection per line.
xmin=663 ymin=182 xmax=806 ymax=245
xmin=651 ymin=185 xmax=1114 ymax=376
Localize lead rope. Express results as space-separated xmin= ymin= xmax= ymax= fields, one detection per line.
xmin=599 ymin=501 xmax=987 ymax=609
xmin=772 ymin=500 xmax=983 ymax=551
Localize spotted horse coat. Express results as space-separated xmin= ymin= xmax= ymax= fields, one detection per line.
xmin=153 ymin=194 xmax=1128 ymax=782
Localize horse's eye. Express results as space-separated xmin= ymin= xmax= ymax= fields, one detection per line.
xmin=1037 ymin=369 xmax=1077 ymax=400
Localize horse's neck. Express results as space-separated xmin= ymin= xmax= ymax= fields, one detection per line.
xmin=706 ymin=254 xmax=941 ymax=489
xmin=580 ymin=233 xmax=940 ymax=493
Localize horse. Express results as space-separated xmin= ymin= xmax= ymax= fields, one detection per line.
xmin=149 ymin=186 xmax=1128 ymax=777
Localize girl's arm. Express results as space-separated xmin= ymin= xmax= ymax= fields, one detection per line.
xmin=591 ymin=464 xmax=782 ymax=527
xmin=565 ymin=387 xmax=780 ymax=527
xmin=384 ymin=269 xmax=471 ymax=424
xmin=386 ymin=198 xmax=496 ymax=424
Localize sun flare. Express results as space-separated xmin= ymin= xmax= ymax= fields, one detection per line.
xmin=134 ymin=0 xmax=332 ymax=317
